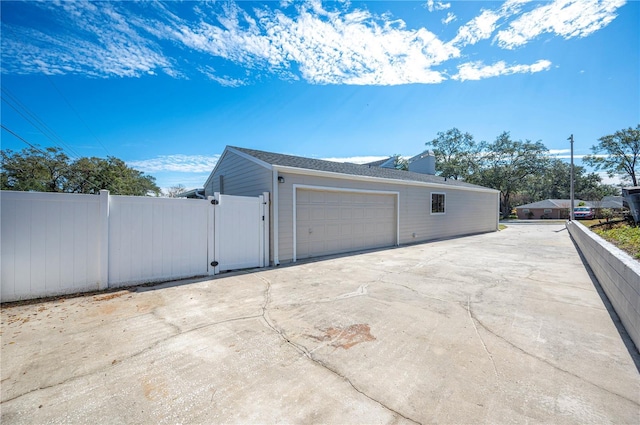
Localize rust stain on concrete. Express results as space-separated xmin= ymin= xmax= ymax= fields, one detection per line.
xmin=310 ymin=323 xmax=376 ymax=349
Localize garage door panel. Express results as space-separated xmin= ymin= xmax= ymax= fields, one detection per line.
xmin=340 ymin=223 xmax=353 ymax=236
xmin=297 ymin=206 xmax=311 ymax=221
xmin=326 ymin=207 xmax=340 ymax=220
xmin=309 ymin=225 xmax=325 ymax=241
xmin=296 ymin=189 xmax=396 ymax=259
xmin=326 ymin=223 xmax=341 ymax=238
xmin=326 ymin=240 xmax=340 ymax=252
xmin=326 ymin=192 xmax=342 ymax=204
xmin=309 ymin=191 xmax=325 ymax=203
xmin=309 ymin=240 xmax=324 ymax=254
xmin=311 ymin=208 xmax=325 ymax=220
xmin=297 ymin=190 xmax=310 ymax=203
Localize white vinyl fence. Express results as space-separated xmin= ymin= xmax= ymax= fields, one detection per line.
xmin=108 ymin=195 xmax=210 ymax=287
xmin=1 ymin=190 xmax=269 ymax=302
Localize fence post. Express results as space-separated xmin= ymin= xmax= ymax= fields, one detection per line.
xmin=262 ymin=192 xmax=270 ymax=267
xmin=99 ymin=190 xmax=110 ymax=289
xmin=207 ymin=196 xmax=216 ymax=276
xmin=213 ymin=193 xmax=221 ymax=275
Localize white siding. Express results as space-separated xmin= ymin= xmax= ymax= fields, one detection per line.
xmin=275 ymin=173 xmax=498 ymax=262
xmin=204 ymin=151 xmax=271 ymax=197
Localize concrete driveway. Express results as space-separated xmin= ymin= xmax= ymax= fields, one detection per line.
xmin=2 ymin=223 xmax=639 ymax=424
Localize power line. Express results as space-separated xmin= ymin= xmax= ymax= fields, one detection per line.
xmin=3 ymin=23 xmax=111 ymax=158
xmin=1 ymin=87 xmax=83 ymax=159
xmin=44 ymin=75 xmax=112 ymax=157
xmin=1 ymin=124 xmax=41 ymax=150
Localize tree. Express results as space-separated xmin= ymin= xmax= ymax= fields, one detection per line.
xmin=524 ymin=159 xmax=618 ymax=202
xmin=390 ymin=154 xmax=409 ymax=171
xmin=1 ymin=146 xmax=160 ymax=196
xmin=470 ymin=132 xmax=549 ymax=217
xmin=425 ymin=128 xmax=479 ymax=180
xmin=167 ymin=184 xmax=187 ymax=198
xmin=583 ymin=124 xmax=640 ymax=186
xmin=0 ymin=146 xmax=70 ymax=193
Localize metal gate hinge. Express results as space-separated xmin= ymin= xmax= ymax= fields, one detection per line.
xmin=211 ymin=199 xmax=219 ymax=205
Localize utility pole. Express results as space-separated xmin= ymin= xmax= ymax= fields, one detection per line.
xmin=569 ymin=134 xmax=574 ymax=221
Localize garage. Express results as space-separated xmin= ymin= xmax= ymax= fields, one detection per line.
xmin=205 ymin=146 xmax=499 ymax=265
xmin=294 ymin=187 xmax=398 ymax=260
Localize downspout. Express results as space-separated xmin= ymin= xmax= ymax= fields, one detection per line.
xmin=272 ymin=167 xmax=280 ymax=265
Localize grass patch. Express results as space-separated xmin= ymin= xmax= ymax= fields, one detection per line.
xmin=592 ymin=224 xmax=640 ymax=259
xmin=499 ymin=224 xmax=507 ymax=231
xmin=578 ymin=219 xmax=601 ymax=227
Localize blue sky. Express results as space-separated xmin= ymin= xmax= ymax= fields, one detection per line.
xmin=1 ymin=0 xmax=638 ymax=191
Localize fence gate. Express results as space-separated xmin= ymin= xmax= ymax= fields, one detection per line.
xmin=211 ymin=192 xmax=269 ymax=274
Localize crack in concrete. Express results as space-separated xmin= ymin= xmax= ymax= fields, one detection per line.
xmin=466 ymin=296 xmax=499 ymax=378
xmin=470 ymin=311 xmax=640 ymax=407
xmin=251 ymin=274 xmax=423 ymax=425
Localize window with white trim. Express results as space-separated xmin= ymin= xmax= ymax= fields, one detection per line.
xmin=431 ymin=193 xmax=445 ymax=214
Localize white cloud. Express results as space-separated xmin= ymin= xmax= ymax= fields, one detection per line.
xmin=424 ymin=1 xmax=451 ymax=12
xmin=442 ymin=13 xmax=457 ymax=25
xmin=555 ymin=154 xmax=609 ymax=159
xmin=549 ymin=149 xmax=571 ymax=155
xmin=198 ymin=65 xmax=247 ymax=87
xmin=451 ymin=9 xmax=502 ymax=47
xmin=128 ymin=154 xmax=220 ymax=173
xmin=1 ymin=2 xmax=175 ymax=78
xmin=495 ymin=0 xmax=625 ymax=49
xmin=453 ymin=59 xmax=552 ymax=81
xmin=597 ymin=171 xmax=623 ymax=186
xmin=0 ymin=0 xmax=625 ymax=86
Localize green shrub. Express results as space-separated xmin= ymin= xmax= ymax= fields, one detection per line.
xmin=593 ymin=225 xmax=640 ymax=259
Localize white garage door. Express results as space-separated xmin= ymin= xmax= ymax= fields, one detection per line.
xmin=295 ymin=189 xmax=397 ymax=260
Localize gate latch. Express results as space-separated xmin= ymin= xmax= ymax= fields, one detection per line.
xmin=210 ymin=261 xmax=219 ymax=267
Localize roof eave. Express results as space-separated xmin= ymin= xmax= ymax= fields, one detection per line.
xmin=273 ymin=164 xmax=499 ymax=194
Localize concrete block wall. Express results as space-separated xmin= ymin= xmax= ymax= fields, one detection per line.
xmin=566 ymin=220 xmax=640 ymax=352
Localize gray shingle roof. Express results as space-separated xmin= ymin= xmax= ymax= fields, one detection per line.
xmin=230 ymin=146 xmax=490 ymax=190
xmin=516 ymin=199 xmax=589 ymax=209
xmin=600 ymin=196 xmax=623 ymax=209
xmin=362 ymin=157 xmax=392 ymax=167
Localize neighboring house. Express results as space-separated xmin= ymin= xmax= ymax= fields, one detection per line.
xmin=365 ymin=150 xmax=436 ymax=175
xmin=176 ymin=188 xmax=205 ymax=199
xmin=204 ymin=146 xmax=499 ymax=265
xmin=599 ymin=195 xmax=624 ymax=211
xmin=515 ymin=199 xmax=589 ymax=219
